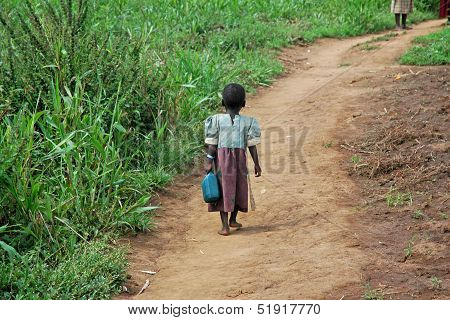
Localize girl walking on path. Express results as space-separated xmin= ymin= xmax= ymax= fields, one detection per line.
xmin=391 ymin=0 xmax=414 ymax=30
xmin=204 ymin=83 xmax=262 ymax=236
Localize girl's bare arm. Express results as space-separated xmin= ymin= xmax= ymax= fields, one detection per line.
xmin=248 ymin=146 xmax=262 ymax=177
xmin=205 ymin=144 xmax=217 ymax=173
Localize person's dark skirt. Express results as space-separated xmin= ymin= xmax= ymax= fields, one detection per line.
xmin=208 ymin=148 xmax=248 ymax=213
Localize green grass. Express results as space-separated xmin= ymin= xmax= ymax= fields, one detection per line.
xmin=0 ymin=0 xmax=440 ymax=299
xmin=0 ymin=241 xmax=127 ymax=299
xmin=400 ymin=27 xmax=450 ymax=65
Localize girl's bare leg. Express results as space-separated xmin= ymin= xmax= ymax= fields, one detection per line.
xmin=402 ymin=14 xmax=412 ymax=29
xmin=229 ymin=211 xmax=242 ymax=229
xmin=395 ymin=13 xmax=402 ymax=30
xmin=218 ymin=211 xmax=230 ymax=236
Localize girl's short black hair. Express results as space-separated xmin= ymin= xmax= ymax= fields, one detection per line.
xmin=222 ymin=83 xmax=245 ymax=110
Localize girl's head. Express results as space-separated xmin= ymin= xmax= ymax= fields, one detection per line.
xmin=222 ymin=83 xmax=245 ymax=112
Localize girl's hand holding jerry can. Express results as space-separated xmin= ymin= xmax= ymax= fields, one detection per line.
xmin=205 ymin=162 xmax=213 ymax=174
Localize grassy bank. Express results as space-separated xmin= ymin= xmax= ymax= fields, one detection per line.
xmin=400 ymin=27 xmax=450 ymax=65
xmin=0 ymin=0 xmax=439 ymax=299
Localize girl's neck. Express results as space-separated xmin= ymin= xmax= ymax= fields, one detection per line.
xmin=226 ymin=109 xmax=240 ymax=119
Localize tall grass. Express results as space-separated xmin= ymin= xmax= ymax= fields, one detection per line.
xmin=0 ymin=0 xmax=439 ymax=299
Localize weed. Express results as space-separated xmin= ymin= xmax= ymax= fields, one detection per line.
xmin=431 ymin=276 xmax=442 ymax=290
xmin=439 ymin=212 xmax=448 ymax=220
xmin=362 ymin=283 xmax=384 ymax=300
xmin=404 ymin=237 xmax=415 ymax=259
xmin=339 ymin=63 xmax=352 ymax=67
xmin=412 ymin=209 xmax=424 ymax=219
xmin=351 ymin=155 xmax=361 ymax=164
xmin=356 ymin=32 xmax=398 ymax=51
xmin=359 ymin=43 xmax=381 ymax=51
xmin=386 ymin=189 xmax=413 ymax=207
xmin=368 ymin=32 xmax=398 ymax=43
xmin=323 ymin=141 xmax=333 ymax=148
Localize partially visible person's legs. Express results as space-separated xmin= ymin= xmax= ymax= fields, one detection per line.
xmin=219 ymin=211 xmax=230 ymax=236
xmin=448 ymin=0 xmax=450 ymax=25
xmin=402 ymin=14 xmax=412 ymax=29
xmin=395 ymin=13 xmax=402 ymax=30
xmin=229 ymin=211 xmax=242 ymax=229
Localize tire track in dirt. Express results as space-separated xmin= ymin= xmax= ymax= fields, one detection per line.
xmin=117 ymin=19 xmax=445 ymax=300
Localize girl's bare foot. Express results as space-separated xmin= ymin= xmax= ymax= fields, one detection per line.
xmin=218 ymin=228 xmax=230 ymax=236
xmin=229 ymin=221 xmax=242 ymax=229
xmin=229 ymin=211 xmax=241 ymax=229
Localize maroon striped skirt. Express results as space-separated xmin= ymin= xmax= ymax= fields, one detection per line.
xmin=208 ymin=148 xmax=248 ymax=213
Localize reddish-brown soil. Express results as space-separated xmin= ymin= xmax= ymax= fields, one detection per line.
xmin=336 ymin=67 xmax=449 ymax=299
xmin=116 ymin=19 xmax=448 ymax=300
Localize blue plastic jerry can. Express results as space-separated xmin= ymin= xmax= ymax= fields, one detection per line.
xmin=201 ymin=172 xmax=220 ymax=203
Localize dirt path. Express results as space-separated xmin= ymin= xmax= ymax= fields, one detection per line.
xmin=118 ymin=19 xmax=445 ymax=300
